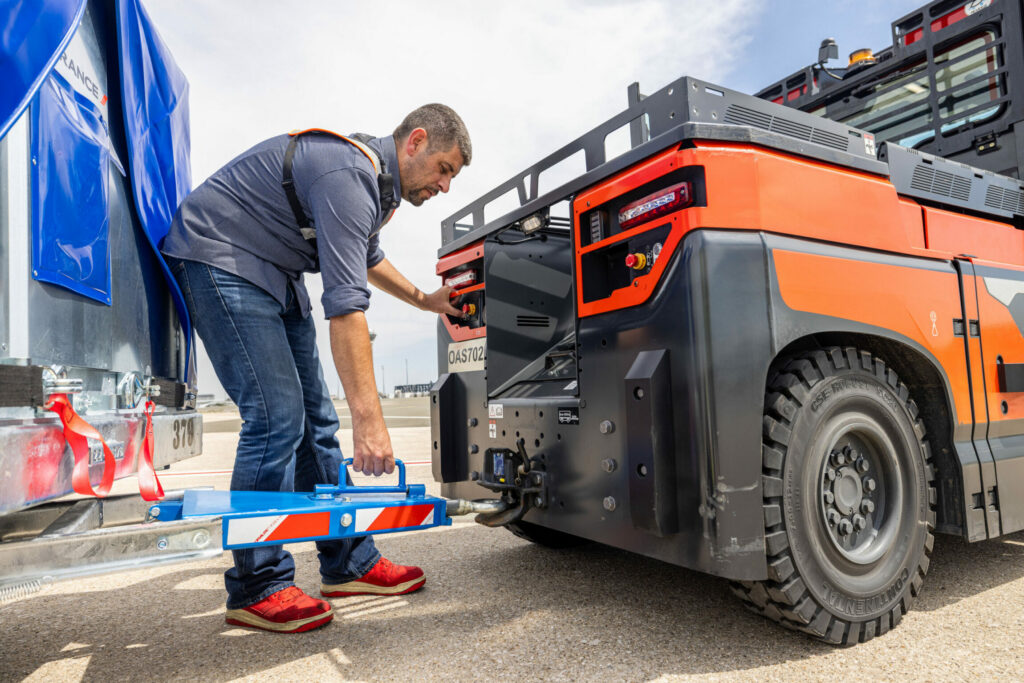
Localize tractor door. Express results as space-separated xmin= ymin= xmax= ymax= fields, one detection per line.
xmin=965 ymin=255 xmax=1024 ymax=535
xmin=955 ymin=257 xmax=1002 ymax=538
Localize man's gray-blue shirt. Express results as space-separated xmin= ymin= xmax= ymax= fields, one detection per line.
xmin=161 ymin=133 xmax=402 ymax=318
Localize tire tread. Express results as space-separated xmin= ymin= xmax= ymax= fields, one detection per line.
xmin=731 ymin=346 xmax=937 ymax=645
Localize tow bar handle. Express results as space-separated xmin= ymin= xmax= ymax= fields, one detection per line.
xmin=315 ymin=458 xmax=410 ymax=496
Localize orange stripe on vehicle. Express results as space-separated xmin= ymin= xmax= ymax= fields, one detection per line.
xmin=264 ymin=511 xmax=330 ymax=542
xmin=365 ymin=504 xmax=434 ymax=532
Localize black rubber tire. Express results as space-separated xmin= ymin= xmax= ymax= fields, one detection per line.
xmin=732 ymin=346 xmax=936 ymax=645
xmin=507 ymin=520 xmax=589 ymax=548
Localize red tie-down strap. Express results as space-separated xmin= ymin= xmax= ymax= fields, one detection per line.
xmin=136 ymin=401 xmax=164 ymax=501
xmin=45 ymin=394 xmax=164 ymax=501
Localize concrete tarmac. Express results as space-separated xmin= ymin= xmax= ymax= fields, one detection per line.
xmin=3 ymin=398 xmax=1024 ymax=681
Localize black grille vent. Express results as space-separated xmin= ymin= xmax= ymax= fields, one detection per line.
xmin=986 ymin=185 xmax=1024 ymax=214
xmin=910 ymin=165 xmax=971 ymax=201
xmin=723 ymin=105 xmax=771 ymax=129
xmin=770 ymin=117 xmax=812 ymax=141
xmin=810 ymin=129 xmax=849 ymax=149
xmin=723 ymin=105 xmax=849 ymax=151
xmin=516 ymin=315 xmax=550 ymax=328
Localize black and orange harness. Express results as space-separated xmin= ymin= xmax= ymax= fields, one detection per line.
xmin=281 ymin=130 xmax=399 ymax=254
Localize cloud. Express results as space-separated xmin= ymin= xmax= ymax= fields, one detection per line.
xmin=143 ymin=0 xmax=763 ymax=396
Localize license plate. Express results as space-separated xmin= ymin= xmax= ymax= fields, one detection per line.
xmin=447 ymin=338 xmax=486 ymax=373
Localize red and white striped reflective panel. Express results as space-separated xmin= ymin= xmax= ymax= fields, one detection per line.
xmin=226 ymin=512 xmax=330 ymax=545
xmin=355 ymin=504 xmax=435 ymax=533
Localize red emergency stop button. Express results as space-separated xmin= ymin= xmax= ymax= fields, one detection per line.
xmin=462 ymin=303 xmax=477 ymax=316
xmin=625 ymin=252 xmax=647 ymax=270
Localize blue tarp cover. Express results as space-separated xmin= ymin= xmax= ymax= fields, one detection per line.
xmin=115 ymin=0 xmax=195 ymax=382
xmin=31 ymin=70 xmax=123 ymax=304
xmin=0 ymin=0 xmax=85 ymax=140
xmin=2 ymin=0 xmax=195 ymax=383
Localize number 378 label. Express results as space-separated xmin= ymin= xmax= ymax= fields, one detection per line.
xmin=447 ymin=338 xmax=486 ymax=373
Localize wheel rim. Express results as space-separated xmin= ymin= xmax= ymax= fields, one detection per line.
xmin=817 ymin=417 xmax=903 ymax=565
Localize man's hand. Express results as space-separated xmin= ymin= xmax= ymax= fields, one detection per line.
xmin=352 ymin=416 xmax=395 ymax=476
xmin=368 ymin=259 xmax=464 ymax=317
xmin=423 ymin=286 xmax=464 ymax=317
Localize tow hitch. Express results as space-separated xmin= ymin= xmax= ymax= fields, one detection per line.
xmin=469 ymin=442 xmax=548 ymax=527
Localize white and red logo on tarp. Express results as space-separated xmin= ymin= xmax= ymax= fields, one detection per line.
xmin=355 ymin=504 xmax=435 ymax=533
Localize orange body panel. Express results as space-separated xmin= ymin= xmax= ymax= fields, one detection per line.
xmin=773 ymin=250 xmax=973 ymax=427
xmin=574 ymin=142 xmax=953 ymax=317
xmin=924 ymin=207 xmax=1024 ymax=261
xmin=436 ymin=242 xmax=484 ymax=275
xmin=573 ymin=139 xmax=1024 ymax=438
xmin=574 ymin=147 xmax=687 ymax=317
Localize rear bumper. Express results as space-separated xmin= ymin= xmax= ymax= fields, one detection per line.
xmin=0 ymin=410 xmax=202 ymax=515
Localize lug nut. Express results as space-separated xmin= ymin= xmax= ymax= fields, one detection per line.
xmin=826 ymin=509 xmax=840 ymax=526
xmin=863 ymin=477 xmax=877 ymax=493
xmin=861 ymin=499 xmax=875 ymax=514
xmin=823 ymin=491 xmax=834 ymax=505
xmin=832 ymin=451 xmax=847 ymax=467
xmin=853 ymin=514 xmax=867 ymax=531
xmin=601 ymin=458 xmax=617 ymax=473
xmin=838 ymin=518 xmax=853 ymax=536
xmin=856 ymin=457 xmax=870 ymax=473
xmin=825 ymin=468 xmax=837 ymax=482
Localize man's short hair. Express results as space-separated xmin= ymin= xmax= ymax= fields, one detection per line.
xmin=394 ymin=104 xmax=472 ymax=166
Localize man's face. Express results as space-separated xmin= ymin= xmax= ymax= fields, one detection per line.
xmin=399 ymin=135 xmax=464 ymax=207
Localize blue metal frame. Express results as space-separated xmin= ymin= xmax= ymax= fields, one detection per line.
xmin=149 ymin=459 xmax=451 ymax=550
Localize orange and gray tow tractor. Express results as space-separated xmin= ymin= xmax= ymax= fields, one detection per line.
xmin=430 ymin=0 xmax=1024 ymax=645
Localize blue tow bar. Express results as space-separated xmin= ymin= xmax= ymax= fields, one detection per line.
xmin=148 ymin=459 xmax=451 ymax=549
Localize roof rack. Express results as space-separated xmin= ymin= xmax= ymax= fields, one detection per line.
xmin=440 ymin=77 xmax=886 ymax=256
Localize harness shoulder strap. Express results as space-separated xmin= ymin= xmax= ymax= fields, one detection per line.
xmin=282 ymin=128 xmax=398 ymax=240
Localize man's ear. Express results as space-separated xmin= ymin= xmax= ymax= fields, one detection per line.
xmin=404 ymin=128 xmax=428 ymax=157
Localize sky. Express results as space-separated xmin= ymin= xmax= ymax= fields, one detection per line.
xmin=141 ymin=0 xmax=922 ymax=399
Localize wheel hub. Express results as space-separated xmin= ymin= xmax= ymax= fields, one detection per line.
xmin=821 ymin=444 xmax=881 ymax=559
xmin=833 ymin=468 xmax=862 ymax=515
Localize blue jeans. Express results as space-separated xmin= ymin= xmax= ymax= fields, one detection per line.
xmin=169 ymin=258 xmax=380 ymax=609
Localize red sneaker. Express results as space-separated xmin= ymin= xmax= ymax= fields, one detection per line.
xmin=225 ymin=586 xmax=333 ymax=633
xmin=321 ymin=557 xmax=426 ymax=597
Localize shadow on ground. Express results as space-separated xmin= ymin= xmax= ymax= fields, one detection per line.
xmin=2 ymin=525 xmax=1023 ymax=681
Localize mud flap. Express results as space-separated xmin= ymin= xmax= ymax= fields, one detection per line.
xmin=624 ymin=349 xmax=678 ymax=536
xmin=430 ymin=373 xmax=469 ymax=484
